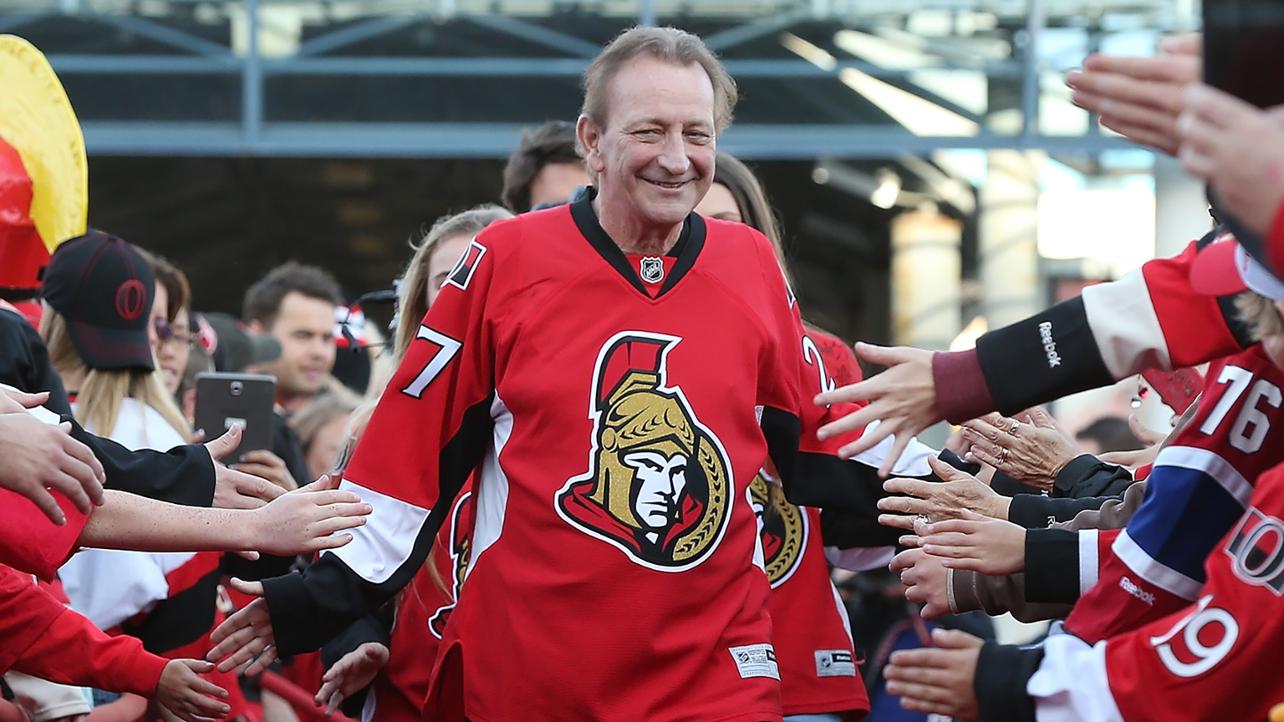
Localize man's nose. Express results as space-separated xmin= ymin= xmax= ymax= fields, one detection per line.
xmin=656 ymin=132 xmax=691 ymax=176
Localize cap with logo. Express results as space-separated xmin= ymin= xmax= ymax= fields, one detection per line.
xmin=199 ymin=312 xmax=281 ymax=373
xmin=41 ymin=230 xmax=156 ymax=371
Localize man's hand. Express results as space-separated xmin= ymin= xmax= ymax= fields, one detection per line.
xmin=0 ymin=413 xmax=106 ymax=525
xmin=891 ymin=548 xmax=952 ymax=619
xmin=884 ymin=628 xmax=983 ymax=720
xmin=815 ymin=343 xmax=940 ymax=476
xmin=918 ymin=510 xmax=1027 ymax=575
xmin=876 ymin=457 xmax=1010 ymax=530
xmin=232 ymin=449 xmax=298 ymax=492
xmin=961 ymin=408 xmax=1080 ymax=492
xmin=1065 ymin=34 xmax=1201 ymax=155
xmin=154 ymin=659 xmax=230 ymax=722
xmin=207 ymin=579 xmax=277 ymax=675
xmin=0 ymin=384 xmax=51 ymax=412
xmin=316 ymin=642 xmax=390 ymax=714
xmin=248 ymin=475 xmax=370 ymax=556
xmin=1179 ymin=83 xmax=1284 ymax=237
xmin=206 ymin=425 xmax=285 ymax=510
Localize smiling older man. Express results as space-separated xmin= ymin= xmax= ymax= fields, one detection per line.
xmin=208 ymin=26 xmax=929 ymax=722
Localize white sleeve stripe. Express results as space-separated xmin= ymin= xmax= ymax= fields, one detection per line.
xmin=1112 ymin=529 xmax=1204 ymax=601
xmin=1078 ymin=529 xmax=1099 ymax=596
xmin=1029 ymin=632 xmax=1125 ymax=722
xmin=328 ymin=479 xmax=431 ymax=585
xmin=1081 ymin=267 xmax=1172 ymax=377
xmin=1153 ymin=445 xmax=1255 ymax=506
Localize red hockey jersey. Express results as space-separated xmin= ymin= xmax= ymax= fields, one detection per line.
xmin=366 ymin=490 xmax=474 ymax=722
xmin=262 ymin=199 xmax=908 ymax=722
xmin=1065 ymin=345 xmax=1284 ymax=642
xmin=761 ymin=329 xmax=869 ymax=719
xmin=1029 ymin=461 xmax=1284 ymax=722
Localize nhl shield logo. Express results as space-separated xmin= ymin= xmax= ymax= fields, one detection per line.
xmin=555 ymin=331 xmax=732 ymax=572
xmin=639 ymin=257 xmax=664 ymax=284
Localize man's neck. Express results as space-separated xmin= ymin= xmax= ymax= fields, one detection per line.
xmin=592 ymin=195 xmax=683 ymax=256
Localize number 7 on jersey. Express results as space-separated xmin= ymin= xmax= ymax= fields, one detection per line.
xmin=401 ymin=325 xmax=462 ymax=398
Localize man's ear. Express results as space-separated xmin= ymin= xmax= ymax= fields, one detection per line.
xmin=576 ymin=114 xmax=606 ymax=174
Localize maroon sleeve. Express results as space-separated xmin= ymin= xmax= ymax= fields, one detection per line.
xmin=0 ymin=489 xmax=87 ymax=581
xmin=932 ymin=349 xmax=993 ymax=424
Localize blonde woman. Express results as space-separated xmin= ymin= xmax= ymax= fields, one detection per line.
xmin=317 ymin=204 xmax=513 ymax=722
xmin=40 ymin=232 xmax=249 ymax=722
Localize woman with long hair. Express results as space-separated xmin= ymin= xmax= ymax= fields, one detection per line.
xmin=316 ymin=205 xmax=514 ymax=722
xmin=45 ymin=232 xmax=249 ymax=722
xmin=696 ymin=152 xmax=872 ymax=722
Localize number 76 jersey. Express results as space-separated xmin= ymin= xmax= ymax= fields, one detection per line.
xmin=1065 ymin=344 xmax=1284 ymax=643
xmin=260 ymin=200 xmax=910 ymax=722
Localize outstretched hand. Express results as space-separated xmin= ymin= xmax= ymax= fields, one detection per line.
xmin=206 ymin=425 xmax=286 ymax=510
xmin=155 ymin=659 xmax=231 ymax=722
xmin=250 ymin=474 xmax=371 ymax=557
xmin=891 ymin=547 xmax=953 ymax=619
xmin=884 ymin=628 xmax=983 ymax=720
xmin=316 ymin=642 xmax=390 ymax=714
xmin=815 ymin=342 xmax=940 ymax=477
xmin=0 ymin=412 xmax=106 ymax=525
xmin=207 ymin=578 xmax=277 ymax=676
xmin=876 ymin=457 xmax=1009 ymax=531
xmin=961 ymin=408 xmax=1080 ymax=492
xmin=917 ymin=509 xmax=1027 ymax=575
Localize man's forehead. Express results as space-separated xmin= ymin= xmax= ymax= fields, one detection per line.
xmin=604 ymin=57 xmax=716 ymax=123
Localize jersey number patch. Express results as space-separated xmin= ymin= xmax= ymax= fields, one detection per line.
xmin=1149 ymin=594 xmax=1239 ymax=678
xmin=401 ymin=325 xmax=462 ymax=399
xmin=1198 ymin=365 xmax=1283 ymax=454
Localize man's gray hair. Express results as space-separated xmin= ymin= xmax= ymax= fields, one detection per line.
xmin=581 ymin=26 xmax=738 ymax=133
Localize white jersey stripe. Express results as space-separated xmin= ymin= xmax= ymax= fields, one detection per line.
xmin=469 ymin=391 xmax=514 ymax=576
xmin=1153 ymin=445 xmax=1255 ymax=506
xmin=329 ymin=479 xmax=430 ymax=584
xmin=1082 ymin=267 xmax=1171 ymax=377
xmin=1112 ymin=529 xmax=1204 ymax=601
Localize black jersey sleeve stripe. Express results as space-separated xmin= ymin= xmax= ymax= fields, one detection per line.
xmin=265 ymin=394 xmax=494 ymax=656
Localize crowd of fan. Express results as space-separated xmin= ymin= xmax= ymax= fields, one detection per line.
xmin=2 ymin=23 xmax=1284 ymax=722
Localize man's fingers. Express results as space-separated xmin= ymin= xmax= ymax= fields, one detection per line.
xmin=920 ymin=531 xmax=973 ymax=548
xmin=876 ymin=495 xmax=933 ymax=516
xmin=230 ymin=463 xmax=277 ymax=479
xmin=44 ymin=470 xmax=92 ymax=516
xmin=1185 ymin=83 xmax=1258 ymax=129
xmin=921 ymin=544 xmax=970 ymax=560
xmin=890 ymin=548 xmax=923 ymax=572
xmin=1159 ymin=32 xmax=1202 ymax=56
xmin=301 ymin=473 xmax=343 ymax=492
xmin=219 ymin=637 xmax=269 ymax=673
xmin=244 ymin=646 xmax=279 ymax=678
xmin=1098 ymin=116 xmax=1181 ymax=155
xmin=874 ymin=432 xmax=913 ymax=478
xmin=1080 ymin=52 xmax=1199 ymax=84
xmin=2 ymin=387 xmax=49 ymax=409
xmin=889 ymin=647 xmax=955 ymax=669
xmin=885 ymin=663 xmax=956 ymax=688
xmin=919 ymin=519 xmax=980 ymax=535
xmin=316 ymin=513 xmax=369 ymax=536
xmin=926 ymin=455 xmax=968 ymax=481
xmin=898 ymin=534 xmax=921 ymax=548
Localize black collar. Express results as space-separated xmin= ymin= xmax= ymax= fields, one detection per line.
xmin=569 ymin=187 xmax=706 ymax=298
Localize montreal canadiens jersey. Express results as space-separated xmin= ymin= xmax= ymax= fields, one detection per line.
xmin=1029 ymin=461 xmax=1284 ymax=722
xmin=262 ymin=197 xmax=918 ymax=722
xmin=1066 ymin=344 xmax=1284 ymax=642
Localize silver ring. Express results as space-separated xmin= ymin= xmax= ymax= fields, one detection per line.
xmin=1008 ymin=419 xmax=1020 ymax=436
xmin=998 ymin=446 xmax=1009 ymax=463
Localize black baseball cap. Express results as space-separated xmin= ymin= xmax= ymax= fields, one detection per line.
xmin=200 ymin=312 xmax=281 ymax=372
xmin=42 ymin=230 xmax=156 ymax=371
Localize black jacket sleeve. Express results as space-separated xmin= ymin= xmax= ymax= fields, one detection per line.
xmin=68 ymin=420 xmax=215 ymax=507
xmin=1023 ymin=528 xmax=1082 ymax=604
xmin=0 ymin=309 xmax=72 ymax=417
xmin=974 ymin=642 xmax=1042 ymax=722
xmin=1051 ymin=454 xmax=1132 ymax=499
xmin=1008 ymin=493 xmax=1117 ymax=529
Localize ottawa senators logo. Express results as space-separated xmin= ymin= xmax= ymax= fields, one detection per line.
xmin=749 ymin=471 xmax=807 ymax=588
xmin=427 ymin=491 xmax=473 ymax=639
xmin=555 ymin=332 xmax=732 ymax=571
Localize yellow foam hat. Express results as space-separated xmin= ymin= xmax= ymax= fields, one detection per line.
xmin=0 ymin=34 xmax=88 ymax=253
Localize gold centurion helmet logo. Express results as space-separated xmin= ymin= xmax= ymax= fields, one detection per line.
xmin=749 ymin=472 xmax=807 ymax=588
xmin=556 ymin=332 xmax=731 ymax=571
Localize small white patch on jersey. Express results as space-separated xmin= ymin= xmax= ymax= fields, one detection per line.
xmin=814 ymin=650 xmax=857 ymax=677
xmin=640 ymin=256 xmax=664 ymax=284
xmin=728 ymin=644 xmax=780 ymax=680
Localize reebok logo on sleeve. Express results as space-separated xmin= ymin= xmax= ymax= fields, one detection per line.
xmin=1038 ymin=321 xmax=1062 ymax=368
